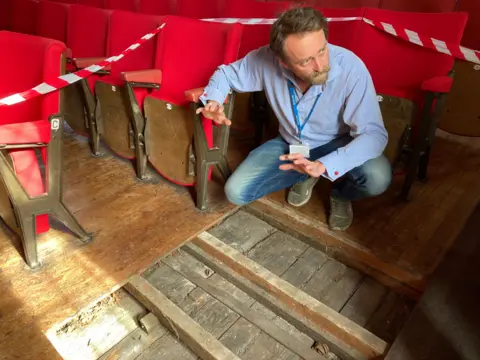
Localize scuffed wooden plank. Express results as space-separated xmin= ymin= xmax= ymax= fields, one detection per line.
xmin=209 ymin=210 xmax=276 ymax=253
xmin=163 ymin=250 xmax=325 ymax=360
xmin=185 ymin=242 xmax=356 ymax=360
xmin=125 ymin=275 xmax=241 ymax=360
xmin=192 ymin=231 xmax=388 ymax=360
xmin=246 ymin=231 xmax=308 ymax=276
xmin=99 ymin=324 xmax=167 ymax=360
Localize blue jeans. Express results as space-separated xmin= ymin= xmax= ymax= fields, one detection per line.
xmin=225 ymin=134 xmax=392 ymax=205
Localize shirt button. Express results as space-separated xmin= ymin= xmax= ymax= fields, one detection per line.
xmin=334 ymin=171 xmax=339 ymax=176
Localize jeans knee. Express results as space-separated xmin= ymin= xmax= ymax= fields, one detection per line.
xmin=364 ymin=156 xmax=392 ymax=196
xmin=224 ymin=177 xmax=250 ymax=206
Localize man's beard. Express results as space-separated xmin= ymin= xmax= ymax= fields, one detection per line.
xmin=305 ymin=65 xmax=331 ymax=85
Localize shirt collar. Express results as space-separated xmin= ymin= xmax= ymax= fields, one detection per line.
xmin=279 ymin=43 xmax=342 ymax=96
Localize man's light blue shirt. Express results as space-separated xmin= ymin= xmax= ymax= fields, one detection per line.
xmin=199 ymin=43 xmax=388 ymax=182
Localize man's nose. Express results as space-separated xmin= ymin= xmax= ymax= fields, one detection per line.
xmin=312 ymin=57 xmax=323 ymax=72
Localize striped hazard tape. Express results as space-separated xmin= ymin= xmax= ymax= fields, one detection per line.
xmin=0 ymin=23 xmax=165 ymax=107
xmin=202 ymin=16 xmax=363 ymax=24
xmin=0 ymin=15 xmax=479 ymax=108
xmin=207 ymin=17 xmax=480 ymax=65
xmin=362 ymin=18 xmax=480 ymax=65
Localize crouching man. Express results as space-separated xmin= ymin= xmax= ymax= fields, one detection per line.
xmin=197 ymin=7 xmax=392 ymax=231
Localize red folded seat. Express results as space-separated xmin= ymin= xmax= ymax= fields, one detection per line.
xmin=63 ymin=4 xmax=111 ymax=152
xmin=11 ymin=0 xmax=39 ymax=35
xmin=36 ymin=0 xmax=70 ymax=43
xmin=136 ymin=0 xmax=176 ymax=15
xmin=378 ymin=0 xmax=457 ymax=13
xmin=353 ymin=8 xmax=468 ymax=199
xmin=0 ymin=31 xmax=91 ymax=268
xmin=134 ymin=16 xmax=243 ymax=210
xmin=94 ymin=10 xmax=165 ymax=160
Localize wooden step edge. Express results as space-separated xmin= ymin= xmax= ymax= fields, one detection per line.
xmin=191 ymin=231 xmax=389 ymax=360
xmin=162 ymin=251 xmax=329 ymax=360
xmin=247 ymin=198 xmax=426 ymax=297
xmin=124 ymin=275 xmax=242 ymax=360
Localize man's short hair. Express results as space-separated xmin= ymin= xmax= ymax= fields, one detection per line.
xmin=270 ymin=7 xmax=329 ymax=61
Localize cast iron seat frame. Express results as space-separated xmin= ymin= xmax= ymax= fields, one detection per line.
xmin=116 ymin=69 xmax=234 ymax=211
xmin=65 ymin=55 xmax=111 ymax=156
xmin=0 ymin=116 xmax=92 ymax=269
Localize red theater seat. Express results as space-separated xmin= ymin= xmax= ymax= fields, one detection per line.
xmin=176 ymin=0 xmax=225 ymax=19
xmin=137 ymin=0 xmax=176 ymax=15
xmin=77 ymin=0 xmax=105 ymax=7
xmin=11 ymin=0 xmax=39 ymax=35
xmin=378 ymin=0 xmax=457 ymax=13
xmin=318 ymin=7 xmax=366 ymax=50
xmin=116 ymin=16 xmax=243 ymax=210
xmin=457 ymin=0 xmax=480 ymax=50
xmin=0 ymin=31 xmax=91 ymax=268
xmin=313 ymin=0 xmax=380 ymax=7
xmin=105 ymin=0 xmax=137 ymax=11
xmin=36 ymin=1 xmax=70 ymax=43
xmin=0 ymin=0 xmax=12 ymax=30
xmin=94 ymin=10 xmax=165 ymax=159
xmin=63 ymin=4 xmax=111 ymax=142
xmin=354 ymin=8 xmax=468 ymax=199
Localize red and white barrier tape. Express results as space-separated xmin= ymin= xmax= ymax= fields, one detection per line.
xmin=202 ymin=16 xmax=362 ymax=24
xmin=363 ymin=18 xmax=480 ymax=65
xmin=204 ymin=17 xmax=480 ymax=65
xmin=0 ymin=23 xmax=165 ymax=107
xmin=0 ymin=15 xmax=479 ymax=108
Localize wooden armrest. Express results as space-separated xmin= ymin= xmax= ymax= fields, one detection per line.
xmin=74 ymin=57 xmax=110 ymax=70
xmin=421 ymin=76 xmax=453 ymax=94
xmin=121 ymin=69 xmax=162 ymax=84
xmin=0 ymin=120 xmax=51 ymax=144
xmin=184 ymin=87 xmax=229 ymax=104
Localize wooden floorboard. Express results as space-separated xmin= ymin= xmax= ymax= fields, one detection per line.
xmin=237 ymin=131 xmax=480 ymax=296
xmin=0 ymin=132 xmax=236 ymax=360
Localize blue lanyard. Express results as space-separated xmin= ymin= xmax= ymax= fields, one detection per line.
xmin=288 ymin=80 xmax=321 ymax=141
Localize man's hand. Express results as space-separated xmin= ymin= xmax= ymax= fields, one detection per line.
xmin=196 ymin=100 xmax=231 ymax=126
xmin=279 ymin=153 xmax=326 ymax=178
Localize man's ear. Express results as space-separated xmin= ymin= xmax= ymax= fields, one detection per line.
xmin=278 ymin=57 xmax=289 ymax=70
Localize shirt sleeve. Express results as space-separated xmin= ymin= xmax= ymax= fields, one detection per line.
xmin=199 ymin=48 xmax=266 ymax=105
xmin=318 ymin=69 xmax=388 ymax=182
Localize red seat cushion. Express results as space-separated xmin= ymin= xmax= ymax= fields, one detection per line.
xmin=77 ymin=0 xmax=106 ymax=7
xmin=354 ymin=8 xmax=468 ymax=101
xmin=137 ymin=0 xmax=176 ymax=16
xmin=457 ymin=0 xmax=480 ymax=50
xmin=318 ymin=7 xmax=366 ymax=51
xmin=314 ymin=0 xmax=380 ymax=7
xmin=0 ymin=32 xmax=66 ymax=234
xmin=175 ymin=0 xmax=225 ymax=19
xmin=106 ymin=11 xmax=164 ymax=81
xmin=36 ymin=1 xmax=70 ymax=43
xmin=378 ymin=0 xmax=457 ymax=12
xmin=151 ymin=16 xmax=243 ymax=105
xmin=105 ymin=0 xmax=137 ymax=10
xmin=67 ymin=5 xmax=111 ymax=58
xmin=11 ymin=0 xmax=39 ymax=35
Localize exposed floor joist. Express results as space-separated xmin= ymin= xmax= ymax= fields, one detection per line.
xmin=125 ymin=275 xmax=242 ymax=360
xmin=189 ymin=231 xmax=389 ymax=360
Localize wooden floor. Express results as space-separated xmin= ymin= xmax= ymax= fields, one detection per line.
xmin=228 ymin=127 xmax=480 ymax=297
xmin=49 ymin=210 xmax=414 ymax=360
xmin=0 ymin=130 xmax=237 ymax=360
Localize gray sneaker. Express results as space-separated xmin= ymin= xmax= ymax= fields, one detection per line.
xmin=287 ymin=176 xmax=320 ymax=207
xmin=328 ymin=195 xmax=353 ymax=231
